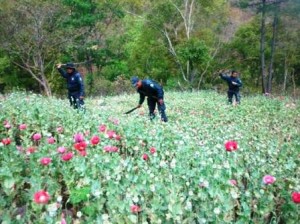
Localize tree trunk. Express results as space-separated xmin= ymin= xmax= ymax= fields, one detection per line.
xmin=260 ymin=0 xmax=267 ymax=94
xmin=267 ymin=4 xmax=279 ymax=93
xmin=282 ymin=51 xmax=288 ymax=94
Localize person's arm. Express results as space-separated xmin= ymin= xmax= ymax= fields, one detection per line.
xmin=236 ymin=78 xmax=242 ymax=87
xmin=57 ymin=64 xmax=68 ymax=79
xmin=153 ymin=83 xmax=164 ymax=100
xmin=219 ymin=73 xmax=230 ymax=82
xmin=232 ymin=79 xmax=242 ymax=87
xmin=138 ymin=93 xmax=145 ymax=105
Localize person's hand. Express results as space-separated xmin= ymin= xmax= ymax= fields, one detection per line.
xmin=137 ymin=104 xmax=142 ymax=108
xmin=158 ymin=99 xmax=164 ymax=105
xmin=56 ymin=63 xmax=62 ymax=69
xmin=79 ymin=96 xmax=84 ymax=99
xmin=232 ymin=81 xmax=237 ymax=85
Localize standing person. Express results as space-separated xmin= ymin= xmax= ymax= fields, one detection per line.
xmin=57 ymin=62 xmax=85 ymax=109
xmin=219 ymin=70 xmax=243 ymax=104
xmin=131 ymin=76 xmax=168 ymax=122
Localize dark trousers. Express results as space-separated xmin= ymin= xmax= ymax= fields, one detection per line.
xmin=228 ymin=91 xmax=241 ymax=104
xmin=68 ymin=92 xmax=84 ymax=109
xmin=147 ymin=97 xmax=168 ymax=122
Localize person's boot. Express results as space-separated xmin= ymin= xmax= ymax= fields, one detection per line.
xmin=149 ymin=112 xmax=155 ymax=121
xmin=161 ymin=111 xmax=168 ymax=122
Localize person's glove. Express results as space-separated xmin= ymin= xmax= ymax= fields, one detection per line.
xmin=158 ymin=99 xmax=164 ymax=105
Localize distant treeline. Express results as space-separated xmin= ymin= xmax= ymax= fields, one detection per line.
xmin=0 ymin=0 xmax=299 ymax=97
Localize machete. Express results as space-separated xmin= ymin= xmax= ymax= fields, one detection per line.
xmin=124 ymin=106 xmax=139 ymax=114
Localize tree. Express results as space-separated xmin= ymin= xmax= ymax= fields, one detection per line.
xmin=0 ymin=0 xmax=72 ymax=96
xmin=248 ymin=0 xmax=288 ymax=93
xmin=122 ymin=0 xmax=228 ymax=88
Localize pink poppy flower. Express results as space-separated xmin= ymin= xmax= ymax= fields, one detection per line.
xmin=106 ymin=130 xmax=116 ymax=139
xmin=229 ymin=179 xmax=237 ymax=186
xmin=114 ymin=135 xmax=121 ymax=141
xmin=16 ymin=145 xmax=23 ymax=152
xmin=26 ymin=146 xmax=36 ymax=154
xmin=103 ymin=145 xmax=118 ymax=152
xmin=33 ymin=190 xmax=50 ymax=204
xmin=142 ymin=153 xmax=149 ymax=161
xmin=79 ymin=150 xmax=87 ymax=156
xmin=110 ymin=146 xmax=118 ymax=152
xmin=40 ymin=157 xmax=52 ymax=166
xmin=90 ymin=136 xmax=100 ymax=145
xmin=224 ymin=140 xmax=238 ymax=152
xmin=57 ymin=147 xmax=66 ymax=154
xmin=61 ymin=152 xmax=73 ymax=161
xmin=263 ymin=175 xmax=276 ymax=185
xmin=61 ymin=214 xmax=67 ymax=224
xmin=98 ymin=124 xmax=107 ymax=133
xmin=150 ymin=147 xmax=156 ymax=154
xmin=4 ymin=123 xmax=11 ymax=129
xmin=130 ymin=205 xmax=141 ymax=213
xmin=56 ymin=126 xmax=64 ymax=134
xmin=47 ymin=137 xmax=56 ymax=144
xmin=33 ymin=133 xmax=42 ymax=141
xmin=112 ymin=118 xmax=119 ymax=125
xmin=19 ymin=124 xmax=27 ymax=130
xmin=73 ymin=133 xmax=84 ymax=143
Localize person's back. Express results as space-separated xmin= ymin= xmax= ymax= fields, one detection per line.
xmin=131 ymin=76 xmax=168 ymax=122
xmin=137 ymin=79 xmax=164 ymax=99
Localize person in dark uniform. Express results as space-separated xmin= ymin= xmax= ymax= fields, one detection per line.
xmin=57 ymin=62 xmax=85 ymax=109
xmin=219 ymin=70 xmax=243 ymax=104
xmin=131 ymin=76 xmax=168 ymax=122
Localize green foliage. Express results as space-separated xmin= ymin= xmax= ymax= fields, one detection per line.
xmin=0 ymin=0 xmax=300 ymax=95
xmin=176 ymin=38 xmax=210 ymax=66
xmin=69 ymin=187 xmax=91 ymax=204
xmin=0 ymin=91 xmax=299 ymax=223
xmin=61 ymin=0 xmax=104 ymax=27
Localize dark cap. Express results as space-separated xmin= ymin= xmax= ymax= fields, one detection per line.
xmin=66 ymin=62 xmax=75 ymax=69
xmin=131 ymin=76 xmax=139 ymax=87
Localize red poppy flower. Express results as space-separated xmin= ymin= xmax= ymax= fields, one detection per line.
xmin=292 ymin=192 xmax=300 ymax=204
xmin=224 ymin=140 xmax=238 ymax=152
xmin=150 ymin=147 xmax=156 ymax=154
xmin=74 ymin=142 xmax=87 ymax=151
xmin=2 ymin=138 xmax=11 ymax=145
xmin=142 ymin=153 xmax=149 ymax=161
xmin=33 ymin=190 xmax=50 ymax=204
xmin=90 ymin=136 xmax=100 ymax=145
xmin=61 ymin=152 xmax=73 ymax=161
xmin=40 ymin=157 xmax=52 ymax=166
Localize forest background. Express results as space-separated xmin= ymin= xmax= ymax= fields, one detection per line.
xmin=0 ymin=0 xmax=299 ymax=97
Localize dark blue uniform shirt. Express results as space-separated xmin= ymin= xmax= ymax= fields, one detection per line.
xmin=220 ymin=73 xmax=242 ymax=92
xmin=58 ymin=68 xmax=85 ymax=97
xmin=137 ymin=79 xmax=164 ymax=105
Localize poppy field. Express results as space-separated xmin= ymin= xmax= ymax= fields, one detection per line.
xmin=0 ymin=92 xmax=299 ymax=224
